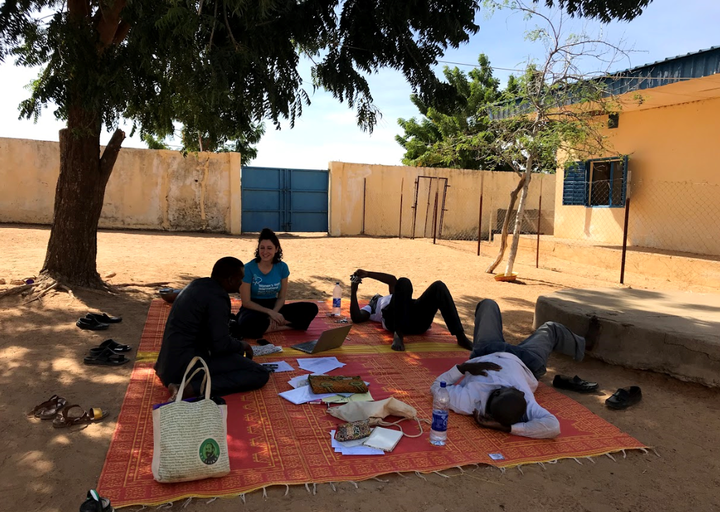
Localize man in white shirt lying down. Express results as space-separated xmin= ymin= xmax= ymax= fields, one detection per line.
xmin=431 ymin=299 xmax=600 ymax=439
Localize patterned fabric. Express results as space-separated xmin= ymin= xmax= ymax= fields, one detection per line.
xmin=97 ymin=300 xmax=646 ymax=508
xmin=334 ymin=420 xmax=372 ymax=442
xmin=308 ymin=375 xmax=368 ymax=394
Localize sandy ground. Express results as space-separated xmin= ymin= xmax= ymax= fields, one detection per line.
xmin=1 ymin=225 xmax=719 ymax=512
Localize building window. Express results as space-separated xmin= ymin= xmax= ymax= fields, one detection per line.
xmin=562 ymin=155 xmax=628 ymax=208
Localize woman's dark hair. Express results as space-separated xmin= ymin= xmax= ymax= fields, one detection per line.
xmin=254 ymin=228 xmax=283 ymax=264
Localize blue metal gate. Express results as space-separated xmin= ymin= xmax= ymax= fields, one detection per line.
xmin=241 ymin=166 xmax=329 ymax=232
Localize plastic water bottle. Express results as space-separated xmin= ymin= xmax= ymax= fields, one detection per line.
xmin=332 ymin=281 xmax=342 ymax=316
xmin=430 ymin=382 xmax=450 ymax=446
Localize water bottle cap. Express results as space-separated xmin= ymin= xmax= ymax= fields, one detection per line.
xmin=440 ymin=382 xmax=446 ymax=388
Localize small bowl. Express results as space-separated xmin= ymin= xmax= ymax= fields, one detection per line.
xmin=159 ymin=288 xmax=183 ymax=303
xmin=494 ymin=272 xmax=518 ymax=282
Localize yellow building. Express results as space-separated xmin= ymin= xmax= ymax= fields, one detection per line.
xmin=554 ymin=46 xmax=720 ymax=257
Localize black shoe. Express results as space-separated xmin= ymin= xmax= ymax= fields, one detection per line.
xmin=605 ymin=386 xmax=642 ymax=410
xmin=79 ymin=490 xmax=113 ymax=512
xmin=553 ymin=374 xmax=599 ymax=393
xmin=89 ymin=339 xmax=132 ymax=355
xmin=86 ymin=312 xmax=122 ymax=324
xmin=76 ymin=317 xmax=110 ymax=331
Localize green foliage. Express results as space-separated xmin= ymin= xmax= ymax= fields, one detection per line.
xmin=0 ymin=0 xmax=483 ymax=148
xmin=396 ymin=54 xmax=512 ymax=170
xmin=142 ymin=134 xmax=169 ymax=150
xmin=181 ymin=123 xmax=266 ymax=166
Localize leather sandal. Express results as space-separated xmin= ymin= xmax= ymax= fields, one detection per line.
xmin=84 ymin=347 xmax=130 ymax=366
xmin=53 ymin=405 xmax=109 ymax=428
xmin=553 ymin=374 xmax=599 ymax=393
xmin=30 ymin=394 xmax=68 ymax=420
xmin=76 ymin=317 xmax=109 ymax=331
xmin=88 ymin=339 xmax=132 ymax=355
xmin=86 ymin=312 xmax=122 ymax=324
xmin=606 ymin=386 xmax=642 ymax=410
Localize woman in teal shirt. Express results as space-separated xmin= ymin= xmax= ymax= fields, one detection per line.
xmin=233 ymin=228 xmax=319 ymax=338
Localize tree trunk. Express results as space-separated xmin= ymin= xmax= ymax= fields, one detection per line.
xmin=41 ymin=103 xmax=125 ymax=287
xmin=504 ymin=156 xmax=534 ymax=276
xmin=485 ymin=176 xmax=526 ymax=274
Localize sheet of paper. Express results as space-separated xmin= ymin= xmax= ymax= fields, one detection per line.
xmin=260 ymin=360 xmax=294 ymax=373
xmin=287 ymin=374 xmax=328 ymax=389
xmin=297 ymin=357 xmax=346 ymax=374
xmin=330 ymin=430 xmax=384 ymax=456
xmin=322 ymin=391 xmax=374 ymax=404
xmin=278 ymin=385 xmax=336 ymax=405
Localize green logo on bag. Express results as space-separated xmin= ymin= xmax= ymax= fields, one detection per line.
xmin=199 ymin=438 xmax=220 ymax=465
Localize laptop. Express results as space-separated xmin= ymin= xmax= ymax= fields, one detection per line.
xmin=290 ymin=325 xmax=352 ymax=354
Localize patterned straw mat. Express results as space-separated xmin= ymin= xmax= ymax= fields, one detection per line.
xmin=97 ymin=299 xmax=646 ymax=508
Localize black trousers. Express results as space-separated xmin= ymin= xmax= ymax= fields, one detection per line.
xmin=188 ymin=353 xmax=270 ymax=397
xmin=381 ymin=278 xmax=464 ymax=336
xmin=233 ymin=298 xmax=319 ymax=339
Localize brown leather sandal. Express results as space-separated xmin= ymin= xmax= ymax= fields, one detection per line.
xmin=30 ymin=394 xmax=67 ymax=420
xmin=52 ymin=405 xmax=109 ymax=428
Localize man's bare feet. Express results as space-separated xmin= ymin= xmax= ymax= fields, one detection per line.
xmin=457 ymin=333 xmax=473 ymax=351
xmin=391 ymin=332 xmax=406 ymax=351
xmin=167 ymin=383 xmax=197 ymax=402
xmin=585 ymin=315 xmax=602 ymax=352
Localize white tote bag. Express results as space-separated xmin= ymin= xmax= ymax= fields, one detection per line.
xmin=152 ymin=356 xmax=230 ymax=483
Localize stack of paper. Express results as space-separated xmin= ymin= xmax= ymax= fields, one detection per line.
xmin=278 ymin=386 xmax=336 ymax=405
xmin=297 ymin=357 xmax=345 ymax=374
xmin=329 ymin=430 xmax=384 ymax=456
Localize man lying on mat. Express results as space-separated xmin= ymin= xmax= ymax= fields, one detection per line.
xmin=155 ymin=257 xmax=270 ymax=400
xmin=431 ymin=299 xmax=601 ymax=439
xmin=349 ymin=269 xmax=472 ymax=352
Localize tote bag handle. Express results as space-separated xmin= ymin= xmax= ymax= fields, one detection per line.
xmin=175 ymin=356 xmax=212 ymax=403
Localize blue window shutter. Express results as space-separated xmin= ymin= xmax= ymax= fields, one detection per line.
xmin=562 ymin=161 xmax=587 ymax=205
xmin=621 ymin=155 xmax=629 ymax=204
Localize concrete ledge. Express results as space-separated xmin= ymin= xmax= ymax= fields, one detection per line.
xmin=534 ymin=288 xmax=720 ymax=387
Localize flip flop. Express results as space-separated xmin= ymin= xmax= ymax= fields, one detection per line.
xmin=606 ymin=386 xmax=642 ymax=410
xmin=88 ymin=339 xmax=132 ymax=355
xmin=86 ymin=312 xmax=122 ymax=324
xmin=53 ymin=405 xmax=109 ymax=428
xmin=76 ymin=317 xmax=110 ymax=331
xmin=553 ymin=374 xmax=599 ymax=393
xmin=79 ymin=489 xmax=113 ymax=512
xmin=83 ymin=347 xmax=130 ymax=366
xmin=30 ymin=394 xmax=68 ymax=420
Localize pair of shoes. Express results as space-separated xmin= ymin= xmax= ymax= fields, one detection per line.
xmin=80 ymin=490 xmax=113 ymax=512
xmin=29 ymin=394 xmax=68 ymax=420
xmin=84 ymin=345 xmax=131 ymax=366
xmin=606 ymin=386 xmax=642 ymax=409
xmin=54 ymin=405 xmax=110 ymax=428
xmin=89 ymin=339 xmax=132 ymax=355
xmin=76 ymin=313 xmax=121 ymax=331
xmin=553 ymin=374 xmax=599 ymax=393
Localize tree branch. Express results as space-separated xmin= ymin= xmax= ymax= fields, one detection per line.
xmin=95 ymin=0 xmax=127 ymax=50
xmin=99 ymin=128 xmax=126 ymax=180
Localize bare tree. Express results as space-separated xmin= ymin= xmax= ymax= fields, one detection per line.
xmin=483 ymin=0 xmax=630 ymax=276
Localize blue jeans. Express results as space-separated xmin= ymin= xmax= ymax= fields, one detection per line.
xmin=469 ymin=299 xmax=586 ymax=378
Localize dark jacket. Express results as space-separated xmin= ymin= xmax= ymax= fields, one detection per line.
xmin=155 ymin=277 xmax=244 ymax=386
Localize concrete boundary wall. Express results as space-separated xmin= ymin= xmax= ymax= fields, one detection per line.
xmin=0 ymin=137 xmax=241 ymax=233
xmin=329 ymin=161 xmax=555 ymax=238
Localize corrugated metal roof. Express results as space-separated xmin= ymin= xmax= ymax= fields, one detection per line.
xmin=489 ymin=46 xmax=720 ymax=120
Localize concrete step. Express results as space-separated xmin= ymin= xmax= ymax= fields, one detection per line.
xmin=534 ymin=287 xmax=720 ymax=387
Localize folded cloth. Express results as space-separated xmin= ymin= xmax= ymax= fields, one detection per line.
xmin=251 ymin=344 xmax=283 ymax=357
xmin=308 ymin=375 xmax=368 ymax=395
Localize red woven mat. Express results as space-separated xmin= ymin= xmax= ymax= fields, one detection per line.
xmin=97 ymin=300 xmax=645 ymax=508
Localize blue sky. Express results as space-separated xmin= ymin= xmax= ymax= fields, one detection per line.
xmin=0 ymin=0 xmax=717 ymax=169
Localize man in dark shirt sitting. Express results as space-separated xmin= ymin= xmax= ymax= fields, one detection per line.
xmin=155 ymin=257 xmax=270 ymax=399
